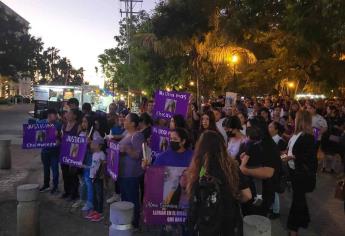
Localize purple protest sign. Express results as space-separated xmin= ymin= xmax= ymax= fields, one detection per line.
xmin=107 ymin=141 xmax=120 ymax=181
xmin=60 ymin=135 xmax=87 ymax=167
xmin=150 ymin=126 xmax=170 ymax=159
xmin=153 ymin=90 xmax=190 ymax=120
xmin=143 ymin=166 xmax=188 ymax=225
xmin=22 ymin=123 xmax=57 ymax=149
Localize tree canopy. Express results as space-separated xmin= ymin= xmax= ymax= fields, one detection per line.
xmin=99 ymin=0 xmax=345 ymax=97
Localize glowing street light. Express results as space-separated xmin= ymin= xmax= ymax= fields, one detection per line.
xmin=231 ymin=54 xmax=239 ymax=64
xmin=288 ymin=82 xmax=295 ymax=88
xmin=178 ymin=85 xmax=183 ymax=89
xmin=189 ymin=81 xmax=195 ymax=86
xmin=141 ymin=90 xmax=147 ymax=95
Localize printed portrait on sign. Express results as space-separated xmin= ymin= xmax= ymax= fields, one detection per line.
xmin=110 ymin=150 xmax=115 ymax=168
xmin=35 ymin=130 xmax=46 ymax=143
xmin=69 ymin=143 xmax=79 ymax=158
xmin=163 ymin=167 xmax=187 ymax=208
xmin=159 ymin=137 xmax=169 ymax=152
xmin=164 ymin=99 xmax=177 ymax=113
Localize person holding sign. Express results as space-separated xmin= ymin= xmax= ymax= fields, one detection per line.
xmin=152 ymin=128 xmax=193 ymax=236
xmin=61 ymin=108 xmax=81 ymax=200
xmin=39 ymin=108 xmax=62 ymax=194
xmin=118 ymin=113 xmax=145 ymax=229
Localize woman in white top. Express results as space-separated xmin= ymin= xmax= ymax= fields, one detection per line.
xmin=283 ymin=110 xmax=317 ymax=236
xmin=222 ymin=116 xmax=246 ymax=159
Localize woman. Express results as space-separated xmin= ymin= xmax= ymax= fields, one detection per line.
xmin=154 ymin=128 xmax=193 ymax=236
xmin=268 ymin=121 xmax=287 ymax=219
xmin=188 ymin=131 xmax=252 ymax=236
xmin=268 ymin=121 xmax=287 ymax=152
xmin=154 ymin=128 xmax=193 ymax=167
xmin=199 ymin=110 xmax=219 ymax=137
xmin=170 ymin=114 xmax=187 ymax=130
xmin=222 ymin=116 xmax=246 ymax=159
xmin=118 ymin=113 xmax=145 ymax=229
xmin=239 ymin=116 xmax=280 ymax=217
xmin=237 ymin=112 xmax=247 ymax=136
xmin=139 ymin=112 xmax=153 ymax=141
xmin=61 ymin=108 xmax=81 ymax=200
xmin=285 ymin=110 xmax=317 ymax=236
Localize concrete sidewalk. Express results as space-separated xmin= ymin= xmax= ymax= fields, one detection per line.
xmin=1 ymin=143 xmax=345 ymax=235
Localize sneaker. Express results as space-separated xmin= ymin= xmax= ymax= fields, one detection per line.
xmin=72 ymin=199 xmax=84 ymax=208
xmin=106 ymin=194 xmax=121 ymax=204
xmin=85 ymin=211 xmax=98 ymax=219
xmin=81 ymin=203 xmax=93 ymax=212
xmin=90 ymin=213 xmax=104 ymax=222
xmin=39 ymin=186 xmax=50 ymax=193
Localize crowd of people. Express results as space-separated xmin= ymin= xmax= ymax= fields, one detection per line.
xmin=38 ymin=94 xmax=345 ymax=235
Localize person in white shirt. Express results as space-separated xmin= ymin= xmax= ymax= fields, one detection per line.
xmin=307 ymin=104 xmax=328 ymax=142
xmin=222 ymin=116 xmax=246 ymax=159
xmin=213 ymin=107 xmax=228 ymax=143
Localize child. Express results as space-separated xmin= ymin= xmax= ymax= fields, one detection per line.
xmin=73 ymin=115 xmax=94 ymax=210
xmin=85 ymin=136 xmax=106 ymax=222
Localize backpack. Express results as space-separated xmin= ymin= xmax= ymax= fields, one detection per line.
xmin=188 ymin=175 xmax=243 ymax=236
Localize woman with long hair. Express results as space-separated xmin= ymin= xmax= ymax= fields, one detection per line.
xmin=285 ymin=110 xmax=317 ymax=236
xmin=222 ymin=116 xmax=246 ymax=159
xmin=198 ymin=110 xmax=219 ymax=137
xmin=188 ymin=131 xmax=251 ymax=236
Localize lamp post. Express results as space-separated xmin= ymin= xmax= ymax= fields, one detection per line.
xmin=288 ymin=81 xmax=295 ymax=97
xmin=230 ymin=54 xmax=239 ymax=90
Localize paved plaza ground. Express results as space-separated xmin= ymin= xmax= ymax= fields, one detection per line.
xmin=0 ymin=104 xmax=344 ymax=236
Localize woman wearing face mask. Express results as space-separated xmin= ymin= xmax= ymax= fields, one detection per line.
xmin=222 ymin=116 xmax=246 ymax=159
xmin=154 ymin=128 xmax=193 ymax=167
xmin=153 ymin=128 xmax=192 ymax=236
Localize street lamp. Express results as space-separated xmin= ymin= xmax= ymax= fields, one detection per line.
xmin=288 ymin=82 xmax=295 ymax=88
xmin=189 ymin=81 xmax=195 ymax=86
xmin=231 ymin=54 xmax=239 ymax=64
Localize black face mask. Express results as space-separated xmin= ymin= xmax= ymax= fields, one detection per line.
xmin=170 ymin=141 xmax=181 ymax=151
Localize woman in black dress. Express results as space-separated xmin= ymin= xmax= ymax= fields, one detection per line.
xmin=285 ymin=110 xmax=317 ymax=236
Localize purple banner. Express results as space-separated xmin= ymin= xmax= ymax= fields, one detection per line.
xmin=143 ymin=166 xmax=189 ymax=225
xmin=22 ymin=124 xmax=57 ymax=149
xmin=107 ymin=141 xmax=120 ymax=181
xmin=153 ymin=90 xmax=190 ymax=120
xmin=60 ymin=135 xmax=87 ymax=167
xmin=150 ymin=126 xmax=170 ymax=159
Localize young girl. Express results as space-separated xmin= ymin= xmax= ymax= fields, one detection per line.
xmin=85 ymin=137 xmax=106 ymax=222
xmin=74 ymin=115 xmax=94 ymax=211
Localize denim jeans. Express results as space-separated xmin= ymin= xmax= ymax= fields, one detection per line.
xmin=272 ymin=192 xmax=280 ymax=214
xmin=83 ymin=169 xmax=93 ymax=207
xmin=41 ymin=150 xmax=59 ymax=188
xmin=118 ymin=177 xmax=140 ymax=228
xmin=93 ymin=179 xmax=104 ymax=214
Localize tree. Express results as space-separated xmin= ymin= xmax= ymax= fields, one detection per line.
xmin=0 ymin=5 xmax=44 ymax=78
